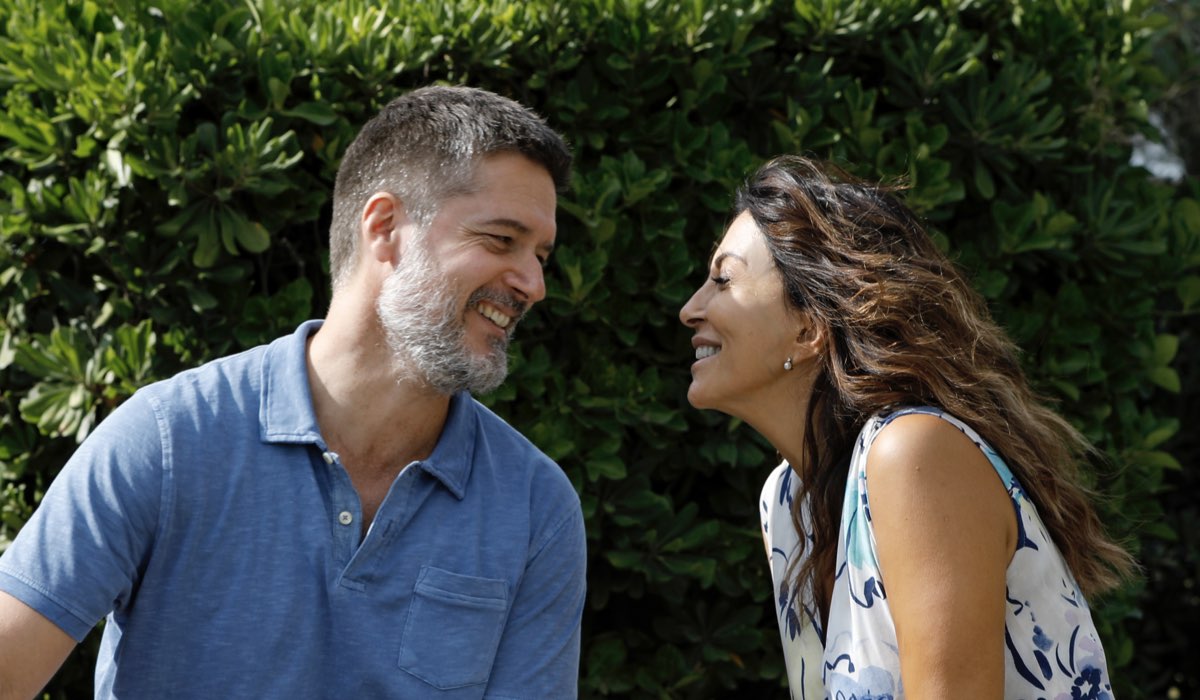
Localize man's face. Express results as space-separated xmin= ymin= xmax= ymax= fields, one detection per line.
xmin=376 ymin=152 xmax=558 ymax=395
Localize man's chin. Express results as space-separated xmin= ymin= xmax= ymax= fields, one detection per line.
xmin=466 ymin=356 xmax=509 ymax=395
xmin=414 ymin=352 xmax=508 ymax=396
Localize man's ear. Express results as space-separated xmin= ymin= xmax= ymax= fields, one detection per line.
xmin=361 ymin=192 xmax=415 ymax=266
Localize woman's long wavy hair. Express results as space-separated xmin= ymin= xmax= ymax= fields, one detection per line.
xmin=736 ymin=155 xmax=1135 ymax=627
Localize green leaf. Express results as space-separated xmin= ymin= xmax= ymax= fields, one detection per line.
xmin=280 ymin=102 xmax=338 ymax=126
xmin=973 ymin=160 xmax=995 ymax=200
xmin=1143 ymin=419 xmax=1180 ymax=449
xmin=605 ymin=550 xmax=643 ymax=570
xmin=1177 ymin=275 xmax=1200 ymax=310
xmin=1147 ymin=367 xmax=1181 ymax=393
xmin=1152 ymin=334 xmax=1179 ymax=366
xmin=1133 ymin=450 xmax=1182 ymax=471
xmin=662 ymin=519 xmax=720 ymax=552
xmin=586 ymin=455 xmax=627 ymax=481
xmin=158 ymin=203 xmax=201 ymax=236
xmin=1174 ymin=197 xmax=1200 ymax=236
xmin=228 ymin=210 xmax=271 ymax=253
xmin=585 ymin=635 xmax=627 ymax=671
xmin=194 ymin=226 xmax=220 ymax=268
xmin=1141 ymin=521 xmax=1177 ymax=541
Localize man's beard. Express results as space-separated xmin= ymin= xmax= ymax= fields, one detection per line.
xmin=375 ymin=242 xmax=524 ymax=395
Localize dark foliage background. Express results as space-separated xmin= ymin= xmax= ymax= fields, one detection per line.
xmin=1 ymin=0 xmax=1197 ymax=697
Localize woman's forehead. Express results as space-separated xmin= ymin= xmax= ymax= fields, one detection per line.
xmin=712 ymin=213 xmax=769 ymax=264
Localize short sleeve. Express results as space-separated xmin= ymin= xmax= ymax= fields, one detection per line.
xmin=0 ymin=390 xmax=166 ymax=641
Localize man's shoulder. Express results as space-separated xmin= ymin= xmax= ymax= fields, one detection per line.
xmin=144 ymin=323 xmax=313 ymax=399
xmin=130 ymin=330 xmax=309 ymax=439
xmin=468 ymin=398 xmax=547 ymax=456
xmin=141 ymin=341 xmax=270 ymax=403
xmin=467 ymin=397 xmax=577 ymax=497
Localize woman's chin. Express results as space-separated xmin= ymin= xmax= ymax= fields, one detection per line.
xmin=686 ymin=385 xmax=723 ymax=412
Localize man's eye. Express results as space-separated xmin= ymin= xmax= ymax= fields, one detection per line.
xmin=488 ymin=234 xmax=514 ymax=245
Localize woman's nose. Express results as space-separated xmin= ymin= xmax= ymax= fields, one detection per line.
xmin=679 ymin=287 xmax=705 ymax=328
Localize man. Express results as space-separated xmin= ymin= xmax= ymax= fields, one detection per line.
xmin=0 ymin=86 xmax=586 ymax=699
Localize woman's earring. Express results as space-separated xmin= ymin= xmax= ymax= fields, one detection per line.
xmin=783 ymin=357 xmax=793 ymax=371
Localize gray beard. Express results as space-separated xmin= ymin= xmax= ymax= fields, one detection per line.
xmin=375 ymin=242 xmax=517 ymax=395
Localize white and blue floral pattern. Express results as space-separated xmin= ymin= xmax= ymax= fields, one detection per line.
xmin=761 ymin=407 xmax=1113 ymax=700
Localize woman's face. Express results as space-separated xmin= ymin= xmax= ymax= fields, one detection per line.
xmin=679 ymin=211 xmax=807 ymax=415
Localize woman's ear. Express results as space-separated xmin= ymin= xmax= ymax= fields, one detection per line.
xmin=794 ymin=317 xmax=826 ymax=360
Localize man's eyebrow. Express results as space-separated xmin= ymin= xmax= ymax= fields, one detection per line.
xmin=479 ymin=218 xmax=532 ymax=234
xmin=479 ymin=218 xmax=555 ymax=255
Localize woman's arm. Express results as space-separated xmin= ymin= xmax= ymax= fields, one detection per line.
xmin=865 ymin=413 xmax=1017 ymax=699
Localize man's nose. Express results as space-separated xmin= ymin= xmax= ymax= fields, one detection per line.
xmin=507 ymin=254 xmax=546 ymax=304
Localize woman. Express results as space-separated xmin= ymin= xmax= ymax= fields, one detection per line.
xmin=679 ymin=156 xmax=1134 ymax=699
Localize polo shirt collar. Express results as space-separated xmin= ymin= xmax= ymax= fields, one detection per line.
xmin=260 ymin=320 xmax=324 ymax=445
xmin=418 ymin=391 xmax=477 ymax=500
xmin=260 ymin=321 xmax=477 ymax=499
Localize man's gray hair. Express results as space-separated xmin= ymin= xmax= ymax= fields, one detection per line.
xmin=329 ymin=85 xmax=572 ymax=289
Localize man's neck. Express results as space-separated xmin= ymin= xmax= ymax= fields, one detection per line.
xmin=305 ymin=301 xmax=452 ymax=477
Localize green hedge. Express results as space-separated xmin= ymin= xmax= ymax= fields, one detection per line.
xmin=2 ymin=1 xmax=1197 ymax=697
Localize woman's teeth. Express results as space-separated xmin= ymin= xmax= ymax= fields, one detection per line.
xmin=695 ymin=346 xmax=720 ymax=360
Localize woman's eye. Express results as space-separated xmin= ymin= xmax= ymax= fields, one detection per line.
xmin=711 ymin=274 xmax=730 ymax=287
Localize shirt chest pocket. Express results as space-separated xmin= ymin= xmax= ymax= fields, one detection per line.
xmin=398 ymin=566 xmax=511 ymax=690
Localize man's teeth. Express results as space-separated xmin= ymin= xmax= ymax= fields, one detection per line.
xmin=695 ymin=346 xmax=720 ymax=360
xmin=478 ymin=303 xmax=512 ymax=328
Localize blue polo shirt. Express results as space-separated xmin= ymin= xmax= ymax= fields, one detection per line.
xmin=0 ymin=321 xmax=586 ymax=699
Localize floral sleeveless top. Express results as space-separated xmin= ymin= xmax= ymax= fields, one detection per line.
xmin=760 ymin=407 xmax=1113 ymax=700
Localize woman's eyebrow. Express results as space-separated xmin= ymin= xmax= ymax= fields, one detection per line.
xmin=711 ymin=251 xmax=747 ymax=268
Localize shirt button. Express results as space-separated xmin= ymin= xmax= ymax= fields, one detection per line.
xmin=338 ymin=511 xmax=353 ymax=526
